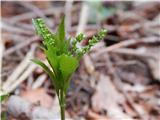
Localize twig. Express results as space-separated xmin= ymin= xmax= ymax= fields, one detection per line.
xmin=2 ymin=44 xmax=36 ymax=93
xmin=3 ymin=18 xmax=34 ymax=31
xmin=77 ymin=2 xmax=89 ymax=35
xmin=32 ymin=74 xmax=47 ymax=89
xmin=95 ymin=36 xmax=160 ymax=57
xmin=0 ymin=33 xmax=5 ymax=82
xmin=83 ymin=54 xmax=95 ymax=75
xmin=2 ymin=33 xmax=30 ymax=42
xmin=105 ymin=54 xmax=148 ymax=120
xmin=6 ymin=7 xmax=62 ymax=24
xmin=6 ymin=64 xmax=36 ymax=93
xmin=76 ymin=2 xmax=89 ymax=49
xmin=4 ymin=36 xmax=39 ymax=56
xmin=19 ymin=2 xmax=53 ymax=27
xmin=1 ymin=20 xmax=34 ymax=35
xmin=6 ymin=4 xmax=81 ymax=24
xmin=65 ymin=0 xmax=73 ymax=34
xmin=15 ymin=22 xmax=34 ymax=31
xmin=111 ymin=48 xmax=158 ymax=59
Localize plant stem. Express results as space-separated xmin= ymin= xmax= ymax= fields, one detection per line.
xmin=60 ymin=104 xmax=65 ymax=120
xmin=59 ymin=90 xmax=65 ymax=120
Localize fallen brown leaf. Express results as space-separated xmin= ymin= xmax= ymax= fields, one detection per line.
xmin=87 ymin=110 xmax=110 ymax=120
xmin=20 ymin=88 xmax=53 ymax=109
xmin=92 ymin=74 xmax=131 ymax=119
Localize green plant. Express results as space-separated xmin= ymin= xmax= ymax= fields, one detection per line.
xmin=32 ymin=16 xmax=106 ymax=120
xmin=0 ymin=89 xmax=9 ymax=120
xmin=0 ymin=89 xmax=9 ymax=103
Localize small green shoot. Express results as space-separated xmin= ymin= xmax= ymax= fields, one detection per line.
xmin=0 ymin=89 xmax=9 ymax=103
xmin=32 ymin=16 xmax=106 ymax=120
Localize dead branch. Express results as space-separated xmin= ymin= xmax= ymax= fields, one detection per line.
xmin=6 ymin=7 xmax=62 ymax=24
xmin=111 ymin=48 xmax=158 ymax=59
xmin=4 ymin=36 xmax=39 ymax=56
xmin=1 ymin=20 xmax=34 ymax=35
xmin=2 ymin=33 xmax=31 ymax=42
xmin=32 ymin=74 xmax=47 ymax=89
xmin=5 ymin=4 xmax=80 ymax=24
xmin=65 ymin=0 xmax=73 ymax=34
xmin=83 ymin=54 xmax=95 ymax=75
xmin=19 ymin=2 xmax=53 ymax=27
xmin=0 ymin=36 xmax=5 ymax=81
xmin=77 ymin=2 xmax=89 ymax=35
xmin=2 ymin=44 xmax=36 ymax=93
xmin=95 ymin=36 xmax=160 ymax=57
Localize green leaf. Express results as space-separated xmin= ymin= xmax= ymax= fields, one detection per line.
xmin=31 ymin=59 xmax=56 ymax=82
xmin=57 ymin=16 xmax=65 ymax=42
xmin=0 ymin=94 xmax=8 ymax=103
xmin=59 ymin=54 xmax=78 ymax=77
xmin=45 ymin=44 xmax=58 ymax=70
xmin=31 ymin=59 xmax=62 ymax=95
xmin=1 ymin=111 xmax=7 ymax=120
xmin=31 ymin=59 xmax=61 ymax=93
xmin=56 ymin=16 xmax=67 ymax=54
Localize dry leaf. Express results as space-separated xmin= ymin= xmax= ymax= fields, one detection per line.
xmin=87 ymin=110 xmax=110 ymax=120
xmin=21 ymin=88 xmax=53 ymax=109
xmin=92 ymin=74 xmax=131 ymax=119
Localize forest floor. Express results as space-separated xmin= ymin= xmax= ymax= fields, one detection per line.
xmin=1 ymin=1 xmax=160 ymax=120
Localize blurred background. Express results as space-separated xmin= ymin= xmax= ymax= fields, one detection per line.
xmin=1 ymin=1 xmax=160 ymax=120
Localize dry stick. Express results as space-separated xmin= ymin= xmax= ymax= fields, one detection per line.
xmin=65 ymin=0 xmax=73 ymax=34
xmin=7 ymin=8 xmax=58 ymax=24
xmin=105 ymin=54 xmax=148 ymax=120
xmin=76 ymin=2 xmax=89 ymax=49
xmin=3 ymin=19 xmax=34 ymax=31
xmin=77 ymin=2 xmax=89 ymax=35
xmin=6 ymin=64 xmax=36 ymax=93
xmin=2 ymin=33 xmax=30 ymax=42
xmin=83 ymin=54 xmax=95 ymax=75
xmin=128 ymin=20 xmax=160 ymax=32
xmin=1 ymin=21 xmax=33 ymax=35
xmin=112 ymin=48 xmax=158 ymax=60
xmin=19 ymin=2 xmax=53 ymax=27
xmin=95 ymin=36 xmax=160 ymax=57
xmin=4 ymin=36 xmax=39 ymax=56
xmin=7 ymin=4 xmax=80 ymax=24
xmin=15 ymin=22 xmax=34 ymax=31
xmin=2 ymin=45 xmax=36 ymax=91
xmin=70 ymin=24 xmax=98 ymax=33
xmin=102 ymin=20 xmax=160 ymax=33
xmin=32 ymin=74 xmax=47 ymax=90
xmin=7 ymin=60 xmax=48 ymax=93
xmin=7 ymin=7 xmax=60 ymax=23
xmin=2 ymin=51 xmax=32 ymax=89
xmin=90 ymin=21 xmax=160 ymax=34
xmin=0 ymin=35 xmax=5 ymax=82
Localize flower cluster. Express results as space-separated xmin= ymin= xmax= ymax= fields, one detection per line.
xmin=72 ymin=29 xmax=107 ymax=59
